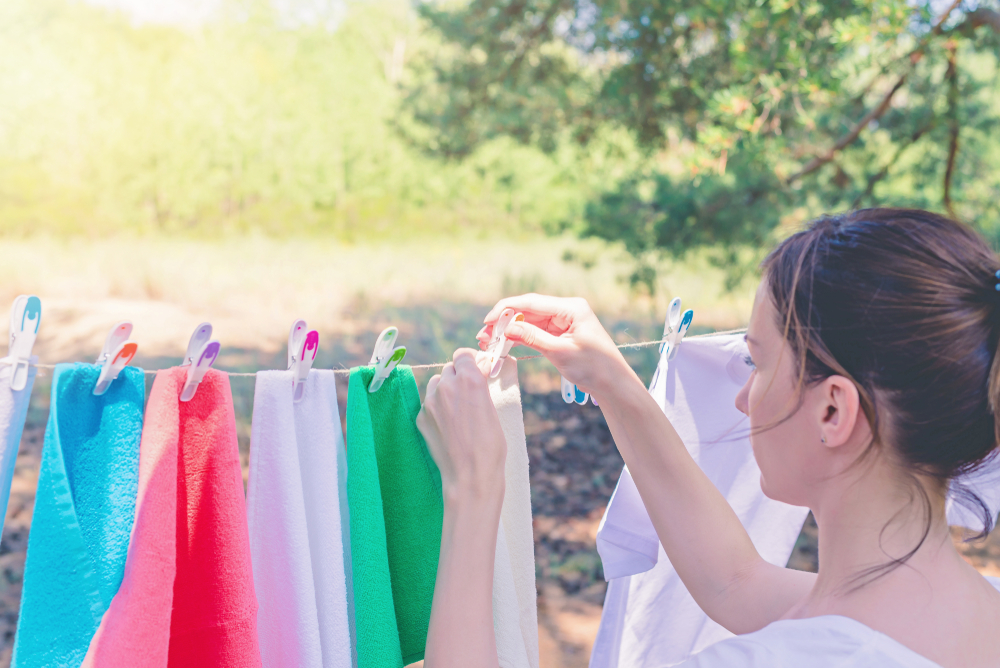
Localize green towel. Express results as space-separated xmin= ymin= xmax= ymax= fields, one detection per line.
xmin=347 ymin=365 xmax=444 ymax=667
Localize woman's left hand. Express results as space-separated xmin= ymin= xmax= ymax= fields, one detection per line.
xmin=417 ymin=348 xmax=507 ymax=510
xmin=419 ymin=348 xmax=506 ymax=668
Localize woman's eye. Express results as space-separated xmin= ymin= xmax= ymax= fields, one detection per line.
xmin=743 ymin=354 xmax=756 ymax=370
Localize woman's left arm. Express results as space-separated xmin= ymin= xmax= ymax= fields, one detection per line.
xmin=417 ymin=349 xmax=507 ymax=668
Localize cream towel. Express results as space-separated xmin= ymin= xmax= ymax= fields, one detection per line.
xmin=247 ymin=370 xmax=351 ymax=668
xmin=488 ymin=360 xmax=539 ymax=668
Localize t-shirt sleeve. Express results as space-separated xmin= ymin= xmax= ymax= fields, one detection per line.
xmin=670 ymin=636 xmax=778 ymax=667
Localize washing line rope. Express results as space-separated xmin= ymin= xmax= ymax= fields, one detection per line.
xmin=8 ymin=328 xmax=747 ymax=377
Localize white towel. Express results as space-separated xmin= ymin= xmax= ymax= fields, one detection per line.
xmin=590 ymin=334 xmax=810 ymax=668
xmin=0 ymin=357 xmax=36 ymax=535
xmin=488 ymin=359 xmax=539 ymax=668
xmin=247 ymin=370 xmax=351 ymax=668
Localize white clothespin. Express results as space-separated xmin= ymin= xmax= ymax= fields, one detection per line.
xmin=651 ymin=297 xmax=694 ymax=387
xmin=486 ymin=308 xmax=524 ymax=378
xmin=8 ymin=296 xmax=41 ymax=391
xmin=287 ymin=319 xmax=319 ymax=402
xmin=93 ymin=321 xmax=138 ymax=396
xmin=179 ymin=323 xmax=220 ymax=402
xmin=368 ymin=326 xmax=406 ymax=394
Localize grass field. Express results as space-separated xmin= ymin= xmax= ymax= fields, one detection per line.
xmin=0 ymin=234 xmax=754 ymax=365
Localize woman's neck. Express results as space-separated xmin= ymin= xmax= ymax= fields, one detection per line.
xmin=805 ymin=463 xmax=956 ymax=603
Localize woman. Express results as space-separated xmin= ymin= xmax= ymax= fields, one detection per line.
xmin=416 ymin=208 xmax=1000 ymax=667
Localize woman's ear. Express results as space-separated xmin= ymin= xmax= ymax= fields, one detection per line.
xmin=815 ymin=375 xmax=861 ymax=449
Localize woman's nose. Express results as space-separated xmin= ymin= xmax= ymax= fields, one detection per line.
xmin=735 ymin=374 xmax=752 ymax=416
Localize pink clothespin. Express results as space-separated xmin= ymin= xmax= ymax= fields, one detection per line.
xmin=93 ymin=321 xmax=138 ymax=396
xmin=287 ymin=319 xmax=319 ymax=402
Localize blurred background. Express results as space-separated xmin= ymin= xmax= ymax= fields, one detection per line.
xmin=3 ymin=0 xmax=1000 ymax=664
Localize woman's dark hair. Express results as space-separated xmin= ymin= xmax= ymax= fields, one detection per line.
xmin=763 ymin=208 xmax=1000 ymax=579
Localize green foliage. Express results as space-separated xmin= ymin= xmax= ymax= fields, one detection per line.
xmin=410 ymin=0 xmax=1000 ymax=270
xmin=0 ymin=0 xmax=621 ymax=237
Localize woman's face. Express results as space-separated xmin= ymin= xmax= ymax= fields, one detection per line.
xmin=735 ymin=283 xmax=827 ymax=506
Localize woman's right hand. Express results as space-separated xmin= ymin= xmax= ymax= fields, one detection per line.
xmin=477 ymin=294 xmax=635 ymax=396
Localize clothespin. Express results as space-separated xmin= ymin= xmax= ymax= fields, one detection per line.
xmin=8 ymin=295 xmax=41 ymax=391
xmin=486 ymin=308 xmax=524 ymax=378
xmin=668 ymin=309 xmax=693 ymax=361
xmin=651 ymin=297 xmax=694 ymax=387
xmin=287 ymin=319 xmax=319 ymax=402
xmin=560 ymin=376 xmax=596 ymax=406
xmin=93 ymin=321 xmax=138 ymax=396
xmin=179 ymin=322 xmax=220 ymax=402
xmin=368 ymin=326 xmax=406 ymax=394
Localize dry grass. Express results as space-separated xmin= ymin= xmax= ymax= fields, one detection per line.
xmin=0 ymin=234 xmax=753 ymax=366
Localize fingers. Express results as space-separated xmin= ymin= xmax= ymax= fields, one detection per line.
xmin=453 ymin=347 xmax=479 ymax=365
xmin=426 ymin=373 xmax=441 ymax=397
xmin=483 ymin=293 xmax=572 ymax=324
xmin=503 ymin=321 xmax=574 ymax=354
xmin=474 ymin=349 xmax=493 ymax=376
xmin=454 ymin=347 xmax=492 ymax=379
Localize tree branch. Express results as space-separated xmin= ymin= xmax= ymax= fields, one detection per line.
xmin=852 ymin=119 xmax=935 ymax=209
xmin=967 ymin=8 xmax=1000 ymax=33
xmin=787 ymin=75 xmax=908 ymax=184
xmin=943 ymin=41 xmax=959 ymax=219
xmin=785 ymin=0 xmax=963 ymax=185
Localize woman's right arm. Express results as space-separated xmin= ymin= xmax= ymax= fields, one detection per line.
xmin=480 ymin=295 xmax=814 ymax=634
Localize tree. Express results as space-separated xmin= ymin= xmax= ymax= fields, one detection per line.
xmin=408 ymin=0 xmax=1000 ymax=282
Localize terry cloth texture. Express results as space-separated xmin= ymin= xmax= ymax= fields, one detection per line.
xmin=487 ymin=360 xmax=539 ymax=668
xmin=346 ymin=365 xmax=443 ymax=668
xmin=0 ymin=358 xmax=36 ymax=537
xmin=12 ymin=364 xmax=143 ymax=668
xmin=82 ymin=367 xmax=260 ymax=668
xmin=247 ymin=370 xmax=351 ymax=668
xmin=590 ymin=334 xmax=809 ymax=668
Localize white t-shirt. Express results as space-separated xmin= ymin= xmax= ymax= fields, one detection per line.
xmin=674 ymin=577 xmax=1000 ymax=667
xmin=591 ymin=333 xmax=1000 ymax=668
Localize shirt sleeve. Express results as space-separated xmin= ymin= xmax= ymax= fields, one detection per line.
xmin=670 ymin=636 xmax=780 ymax=667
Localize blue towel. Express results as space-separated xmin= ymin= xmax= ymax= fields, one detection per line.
xmin=12 ymin=363 xmax=144 ymax=668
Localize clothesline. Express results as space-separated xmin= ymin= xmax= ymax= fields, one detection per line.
xmin=6 ymin=328 xmax=747 ymax=377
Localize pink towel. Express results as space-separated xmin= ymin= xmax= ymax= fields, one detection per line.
xmin=83 ymin=368 xmax=261 ymax=668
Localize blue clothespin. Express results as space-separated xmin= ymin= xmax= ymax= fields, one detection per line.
xmin=651 ymin=297 xmax=694 ymax=388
